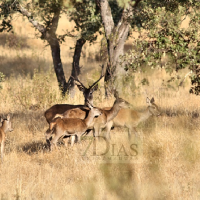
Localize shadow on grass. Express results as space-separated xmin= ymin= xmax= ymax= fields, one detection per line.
xmin=0 ymin=54 xmax=73 ymax=79
xmin=164 ymin=108 xmax=200 ymax=118
xmin=0 ymin=33 xmax=30 ymax=49
xmin=0 ymin=55 xmax=52 ymax=77
xmin=20 ymin=141 xmax=50 ymax=155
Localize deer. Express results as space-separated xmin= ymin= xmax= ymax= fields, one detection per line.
xmin=44 ymin=69 xmax=104 ymax=124
xmin=45 ymin=102 xmax=102 ymax=150
xmin=0 ymin=114 xmax=13 ymax=162
xmin=104 ymin=97 xmax=161 ymax=140
xmin=53 ymin=91 xmax=133 ymax=140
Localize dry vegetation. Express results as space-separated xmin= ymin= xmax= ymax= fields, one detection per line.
xmin=0 ymin=15 xmax=200 ymax=200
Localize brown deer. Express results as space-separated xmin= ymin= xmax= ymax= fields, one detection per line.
xmin=104 ymin=97 xmax=161 ymax=140
xmin=54 ymin=92 xmax=132 ymax=139
xmin=45 ymin=103 xmax=102 ymax=150
xmin=44 ymin=70 xmax=104 ymax=124
xmin=0 ymin=114 xmax=13 ymax=162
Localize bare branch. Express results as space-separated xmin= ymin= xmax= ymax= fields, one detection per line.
xmin=179 ymin=71 xmax=193 ymax=87
xmin=71 ymin=76 xmax=86 ymax=89
xmin=14 ymin=2 xmax=46 ymax=34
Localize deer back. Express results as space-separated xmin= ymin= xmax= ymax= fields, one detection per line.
xmin=44 ymin=104 xmax=86 ymax=124
xmin=62 ymin=107 xmax=90 ymax=119
xmin=111 ymin=97 xmax=160 ymax=128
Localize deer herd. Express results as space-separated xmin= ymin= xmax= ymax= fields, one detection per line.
xmin=0 ymin=72 xmax=161 ymax=162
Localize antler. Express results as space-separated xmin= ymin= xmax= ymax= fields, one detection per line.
xmin=71 ymin=75 xmax=86 ymax=89
xmin=88 ymin=65 xmax=104 ymax=89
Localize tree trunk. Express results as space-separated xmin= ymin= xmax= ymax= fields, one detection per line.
xmin=98 ymin=0 xmax=134 ymax=95
xmin=15 ymin=2 xmax=69 ymax=95
xmin=46 ymin=33 xmax=68 ymax=96
xmin=66 ymin=38 xmax=86 ymax=97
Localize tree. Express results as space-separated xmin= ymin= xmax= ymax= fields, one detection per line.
xmin=97 ymin=0 xmax=133 ymax=95
xmin=0 ymin=0 xmax=101 ymax=96
xmin=64 ymin=0 xmax=102 ymax=96
xmin=121 ymin=1 xmax=200 ymax=94
xmin=96 ymin=0 xmax=200 ymax=95
xmin=1 ymin=0 xmax=199 ymax=97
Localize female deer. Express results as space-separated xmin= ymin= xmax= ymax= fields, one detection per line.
xmin=104 ymin=97 xmax=161 ymax=140
xmin=0 ymin=115 xmax=13 ymax=162
xmin=45 ymin=103 xmax=102 ymax=150
xmin=53 ymin=92 xmax=132 ymax=140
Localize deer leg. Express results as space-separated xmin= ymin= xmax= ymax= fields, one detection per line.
xmin=50 ymin=134 xmax=62 ymax=151
xmin=77 ymin=133 xmax=82 ymax=143
xmin=133 ymin=127 xmax=139 ymax=137
xmin=94 ymin=124 xmax=104 ymax=140
xmin=1 ymin=141 xmax=4 ymax=162
xmin=71 ymin=136 xmax=76 ymax=147
xmin=62 ymin=136 xmax=71 ymax=147
xmin=105 ymin=121 xmax=113 ymax=141
xmin=128 ymin=127 xmax=138 ymax=140
xmin=93 ymin=125 xmax=99 ymax=138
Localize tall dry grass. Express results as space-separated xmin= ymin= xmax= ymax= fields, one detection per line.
xmin=0 ymin=15 xmax=200 ymax=200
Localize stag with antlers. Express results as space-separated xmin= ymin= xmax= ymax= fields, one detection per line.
xmin=44 ymin=68 xmax=104 ymax=124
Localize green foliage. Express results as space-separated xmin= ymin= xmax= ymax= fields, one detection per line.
xmin=122 ymin=1 xmax=200 ymax=94
xmin=0 ymin=0 xmax=14 ymax=32
xmin=0 ymin=0 xmax=74 ymax=34
xmin=1 ymin=0 xmax=200 ymax=95
xmin=109 ymin=0 xmax=123 ymax=25
xmin=66 ymin=0 xmax=102 ymax=43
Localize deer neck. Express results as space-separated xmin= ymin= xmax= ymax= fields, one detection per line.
xmin=1 ymin=122 xmax=8 ymax=133
xmin=84 ymin=110 xmax=95 ymax=127
xmin=138 ymin=107 xmax=152 ymax=123
xmin=85 ymin=100 xmax=93 ymax=106
xmin=106 ymin=104 xmax=121 ymax=122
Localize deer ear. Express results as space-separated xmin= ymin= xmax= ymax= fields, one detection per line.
xmin=7 ymin=114 xmax=10 ymax=121
xmin=76 ymin=84 xmax=85 ymax=92
xmin=91 ymin=84 xmax=98 ymax=91
xmin=146 ymin=97 xmax=151 ymax=105
xmin=0 ymin=117 xmax=3 ymax=123
xmin=150 ymin=97 xmax=155 ymax=104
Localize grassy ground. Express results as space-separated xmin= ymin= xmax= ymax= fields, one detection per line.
xmin=0 ymin=15 xmax=200 ymax=200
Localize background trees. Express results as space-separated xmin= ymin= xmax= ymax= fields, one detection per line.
xmin=98 ymin=0 xmax=200 ymax=95
xmin=1 ymin=0 xmax=200 ymax=96
xmin=0 ymin=0 xmax=101 ymax=96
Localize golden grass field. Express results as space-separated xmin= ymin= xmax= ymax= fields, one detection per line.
xmin=0 ymin=15 xmax=200 ymax=200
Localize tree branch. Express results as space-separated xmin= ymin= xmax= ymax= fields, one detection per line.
xmin=14 ymin=2 xmax=46 ymax=34
xmin=48 ymin=9 xmax=60 ymax=35
xmin=99 ymin=0 xmax=114 ymax=39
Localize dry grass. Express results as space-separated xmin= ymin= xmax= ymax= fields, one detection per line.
xmin=0 ymin=15 xmax=200 ymax=200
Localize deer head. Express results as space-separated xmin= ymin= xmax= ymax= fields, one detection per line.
xmin=86 ymin=100 xmax=102 ymax=117
xmin=146 ymin=97 xmax=161 ymax=116
xmin=71 ymin=66 xmax=104 ymax=106
xmin=2 ymin=114 xmax=13 ymax=133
